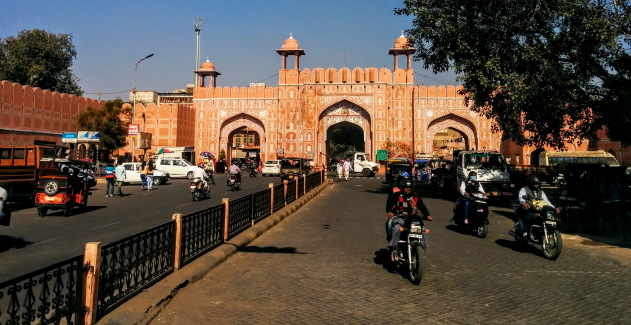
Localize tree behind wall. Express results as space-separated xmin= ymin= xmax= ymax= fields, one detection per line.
xmin=395 ymin=0 xmax=631 ymax=148
xmin=78 ymin=99 xmax=130 ymax=159
xmin=0 ymin=29 xmax=83 ymax=96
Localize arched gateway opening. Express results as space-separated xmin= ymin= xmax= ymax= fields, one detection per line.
xmin=228 ymin=126 xmax=261 ymax=165
xmin=432 ymin=128 xmax=467 ymax=158
xmin=326 ymin=122 xmax=364 ymax=160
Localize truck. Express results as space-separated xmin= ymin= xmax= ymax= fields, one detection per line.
xmin=0 ymin=145 xmax=56 ymax=203
xmin=452 ymin=150 xmax=513 ymax=199
xmin=349 ymin=152 xmax=379 ymax=177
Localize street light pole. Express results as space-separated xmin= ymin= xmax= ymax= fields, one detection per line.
xmin=132 ymin=53 xmax=154 ymax=162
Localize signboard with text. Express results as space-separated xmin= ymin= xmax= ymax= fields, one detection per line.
xmin=62 ymin=132 xmax=77 ymax=143
xmin=128 ymin=124 xmax=139 ymax=136
xmin=376 ymin=150 xmax=388 ymax=161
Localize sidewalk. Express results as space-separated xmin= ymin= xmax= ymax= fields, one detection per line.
xmin=97 ymin=179 xmax=332 ymax=325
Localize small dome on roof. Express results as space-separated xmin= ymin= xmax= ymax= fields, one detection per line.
xmin=394 ymin=31 xmax=409 ymax=49
xmin=282 ymin=33 xmax=299 ymax=49
xmin=200 ymin=58 xmax=215 ymax=70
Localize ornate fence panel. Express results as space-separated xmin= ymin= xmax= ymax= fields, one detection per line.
xmin=273 ymin=183 xmax=285 ymax=212
xmin=252 ymin=189 xmax=271 ymax=223
xmin=181 ymin=204 xmax=225 ymax=267
xmin=286 ymin=179 xmax=297 ymax=204
xmin=306 ymin=172 xmax=320 ymax=192
xmin=227 ymin=195 xmax=252 ymax=239
xmin=0 ymin=255 xmax=84 ymax=325
xmin=96 ymin=221 xmax=175 ymax=321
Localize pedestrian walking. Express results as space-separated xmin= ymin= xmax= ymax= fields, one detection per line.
xmin=146 ymin=158 xmax=155 ymax=191
xmin=139 ymin=160 xmax=147 ymax=190
xmin=114 ymin=161 xmax=126 ymax=197
xmin=104 ymin=160 xmax=116 ymax=197
xmin=343 ymin=158 xmax=352 ymax=181
xmin=336 ymin=160 xmax=344 ymax=181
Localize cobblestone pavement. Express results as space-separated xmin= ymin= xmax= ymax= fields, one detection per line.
xmin=150 ymin=178 xmax=631 ymax=325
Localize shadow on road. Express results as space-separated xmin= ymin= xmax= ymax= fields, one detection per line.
xmin=240 ymin=246 xmax=306 ymax=254
xmin=0 ymin=235 xmax=33 ymax=252
xmin=495 ymin=238 xmax=527 ymax=253
xmin=39 ymin=205 xmax=106 ymax=217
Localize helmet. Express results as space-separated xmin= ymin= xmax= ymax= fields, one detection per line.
xmin=400 ymin=179 xmax=414 ymax=189
xmin=527 ymin=175 xmax=541 ymax=187
xmin=468 ymin=171 xmax=477 ymax=177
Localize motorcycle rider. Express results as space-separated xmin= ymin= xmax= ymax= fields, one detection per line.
xmin=385 ymin=178 xmax=432 ymax=261
xmin=457 ymin=171 xmax=486 ymax=224
xmin=228 ymin=159 xmax=243 ymax=184
xmin=193 ymin=163 xmax=210 ymax=190
xmin=516 ymin=175 xmax=559 ymax=237
xmin=392 ymin=172 xmax=412 ymax=193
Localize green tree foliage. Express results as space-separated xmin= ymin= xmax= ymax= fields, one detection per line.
xmin=395 ymin=1 xmax=631 ymax=148
xmin=0 ymin=29 xmax=82 ymax=96
xmin=78 ymin=99 xmax=130 ymax=154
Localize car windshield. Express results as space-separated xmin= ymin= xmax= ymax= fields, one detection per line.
xmin=464 ymin=153 xmax=504 ymax=169
xmin=282 ymin=159 xmax=301 ymax=168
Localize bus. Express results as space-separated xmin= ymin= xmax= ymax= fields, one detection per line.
xmin=538 ymin=150 xmax=619 ymax=167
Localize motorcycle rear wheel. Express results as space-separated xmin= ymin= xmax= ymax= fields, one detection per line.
xmin=192 ymin=192 xmax=198 ymax=201
xmin=409 ymin=244 xmax=424 ymax=285
xmin=542 ymin=229 xmax=562 ymax=260
xmin=475 ymin=223 xmax=489 ymax=238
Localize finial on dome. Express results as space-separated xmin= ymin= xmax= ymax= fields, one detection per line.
xmin=289 ymin=32 xmax=294 ymax=39
xmin=400 ymin=31 xmax=405 ymax=37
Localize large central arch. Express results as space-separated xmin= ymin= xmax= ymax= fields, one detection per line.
xmin=317 ymin=100 xmax=372 ymax=160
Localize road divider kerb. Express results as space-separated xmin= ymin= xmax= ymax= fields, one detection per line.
xmin=97 ymin=178 xmax=332 ymax=325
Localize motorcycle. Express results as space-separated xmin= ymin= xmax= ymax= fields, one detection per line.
xmin=249 ymin=167 xmax=257 ymax=177
xmin=227 ymin=174 xmax=241 ymax=191
xmin=452 ymin=192 xmax=489 ymax=238
xmin=508 ymin=198 xmax=563 ymax=260
xmin=390 ymin=212 xmax=431 ymax=285
xmin=190 ymin=179 xmax=210 ymax=201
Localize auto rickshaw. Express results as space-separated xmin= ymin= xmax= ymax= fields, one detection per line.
xmin=34 ymin=158 xmax=94 ymax=217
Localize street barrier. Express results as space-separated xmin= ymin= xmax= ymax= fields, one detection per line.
xmin=0 ymin=171 xmax=324 ymax=324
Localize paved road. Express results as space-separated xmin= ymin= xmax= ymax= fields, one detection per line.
xmin=0 ymin=173 xmax=284 ymax=281
xmin=150 ymin=178 xmax=631 ymax=324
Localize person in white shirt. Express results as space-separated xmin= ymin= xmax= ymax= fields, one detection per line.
xmin=342 ymin=158 xmax=352 ymax=181
xmin=193 ymin=163 xmax=210 ymax=188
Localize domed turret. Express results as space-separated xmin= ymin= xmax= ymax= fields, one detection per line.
xmin=282 ymin=33 xmax=300 ymax=49
xmin=276 ymin=33 xmax=305 ymax=71
xmin=200 ymin=59 xmax=215 ymax=70
xmin=394 ymin=31 xmax=409 ymax=49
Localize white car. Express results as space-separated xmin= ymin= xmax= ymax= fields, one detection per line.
xmin=121 ymin=162 xmax=170 ymax=185
xmin=154 ymin=158 xmax=197 ymax=179
xmin=261 ymin=160 xmax=281 ymax=176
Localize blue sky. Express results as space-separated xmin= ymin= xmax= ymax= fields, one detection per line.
xmin=0 ymin=0 xmax=459 ymax=101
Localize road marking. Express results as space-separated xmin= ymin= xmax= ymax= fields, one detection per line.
xmin=91 ymin=222 xmax=120 ymax=230
xmin=175 ymin=203 xmax=190 ymax=208
xmin=33 ymin=237 xmax=61 ymax=245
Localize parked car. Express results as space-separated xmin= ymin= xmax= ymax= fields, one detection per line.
xmin=261 ymin=160 xmax=282 ymax=176
xmin=121 ymin=162 xmax=170 ymax=185
xmin=154 ymin=157 xmax=197 ymax=179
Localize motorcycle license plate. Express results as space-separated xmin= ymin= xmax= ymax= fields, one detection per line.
xmin=545 ymin=221 xmax=557 ymax=226
xmin=490 ymin=191 xmax=499 ymax=196
xmin=190 ymin=186 xmax=196 ymax=189
xmin=288 ymin=175 xmax=294 ymax=179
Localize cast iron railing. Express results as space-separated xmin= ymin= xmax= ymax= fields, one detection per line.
xmin=306 ymin=172 xmax=320 ymax=192
xmin=181 ymin=204 xmax=225 ymax=266
xmin=0 ymin=255 xmax=84 ymax=325
xmin=252 ymin=189 xmax=271 ymax=222
xmin=273 ymin=183 xmax=285 ymax=212
xmin=286 ymin=179 xmax=297 ymax=204
xmin=227 ymin=195 xmax=252 ymax=239
xmin=96 ymin=221 xmax=175 ymax=320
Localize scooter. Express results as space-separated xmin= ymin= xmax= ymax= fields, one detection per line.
xmin=391 ymin=212 xmax=431 ymax=285
xmin=227 ymin=174 xmax=241 ymax=191
xmin=190 ymin=179 xmax=210 ymax=201
xmin=509 ymin=199 xmax=562 ymax=260
xmin=452 ymin=192 xmax=489 ymax=238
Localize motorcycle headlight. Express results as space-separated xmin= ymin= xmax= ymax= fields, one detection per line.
xmin=546 ymin=211 xmax=556 ymax=221
xmin=410 ymin=223 xmax=423 ymax=233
